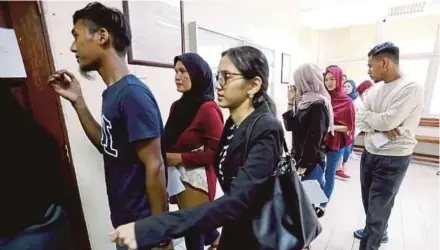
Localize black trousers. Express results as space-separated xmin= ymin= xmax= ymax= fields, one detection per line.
xmin=359 ymin=150 xmax=411 ymax=250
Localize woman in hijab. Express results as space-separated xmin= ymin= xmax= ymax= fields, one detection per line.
xmin=164 ymin=53 xmax=223 ymax=250
xmin=356 ymin=80 xmax=374 ymax=102
xmin=318 ymin=65 xmax=356 ymax=217
xmin=334 ymin=79 xmax=358 ymax=180
xmin=283 ymin=64 xmax=332 ymax=206
xmin=343 ymin=80 xmax=358 ymax=100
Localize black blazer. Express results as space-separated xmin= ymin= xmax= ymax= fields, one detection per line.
xmin=134 ymin=104 xmax=284 ymax=250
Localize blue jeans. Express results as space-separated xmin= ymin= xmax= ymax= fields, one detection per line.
xmin=302 ymin=163 xmax=325 ymax=189
xmin=322 ymin=148 xmax=345 ymax=207
xmin=343 ymin=143 xmax=354 ymax=163
xmin=302 ymin=163 xmax=325 ymax=207
xmin=359 ymin=151 xmax=411 ymax=250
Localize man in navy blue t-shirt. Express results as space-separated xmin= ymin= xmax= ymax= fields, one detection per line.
xmin=100 ymin=74 xmax=167 ymax=227
xmin=48 ymin=2 xmax=170 ymax=249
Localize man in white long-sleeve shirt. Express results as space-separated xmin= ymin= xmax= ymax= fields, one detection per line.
xmin=354 ymin=42 xmax=424 ymax=250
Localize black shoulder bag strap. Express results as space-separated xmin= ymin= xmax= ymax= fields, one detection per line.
xmin=243 ymin=113 xmax=291 ymax=165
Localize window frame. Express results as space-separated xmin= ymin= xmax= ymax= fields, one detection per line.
xmin=188 ymin=22 xmax=277 ymax=97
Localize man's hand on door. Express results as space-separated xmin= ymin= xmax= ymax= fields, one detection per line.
xmin=48 ymin=69 xmax=83 ymax=105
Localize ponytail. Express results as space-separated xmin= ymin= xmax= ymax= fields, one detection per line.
xmin=264 ymin=94 xmax=277 ymax=115
xmin=254 ymin=92 xmax=277 ymax=115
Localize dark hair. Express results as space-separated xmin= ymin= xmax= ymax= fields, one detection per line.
xmin=73 ymin=2 xmax=131 ymax=55
xmin=221 ymin=46 xmax=276 ymax=114
xmin=368 ymin=42 xmax=399 ymax=64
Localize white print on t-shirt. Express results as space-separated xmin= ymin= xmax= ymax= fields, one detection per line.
xmin=101 ymin=115 xmax=118 ymax=158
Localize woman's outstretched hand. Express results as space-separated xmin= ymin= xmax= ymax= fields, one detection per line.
xmin=109 ymin=222 xmax=137 ymax=250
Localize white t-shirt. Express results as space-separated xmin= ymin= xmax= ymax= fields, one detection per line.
xmin=356 ymin=77 xmax=424 ymax=156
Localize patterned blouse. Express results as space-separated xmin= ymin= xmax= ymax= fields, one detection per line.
xmin=217 ymin=124 xmax=239 ymax=184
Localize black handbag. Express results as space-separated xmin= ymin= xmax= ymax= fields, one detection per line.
xmin=244 ymin=113 xmax=322 ymax=250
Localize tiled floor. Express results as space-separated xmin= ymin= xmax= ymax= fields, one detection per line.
xmin=172 ymin=154 xmax=439 ymax=250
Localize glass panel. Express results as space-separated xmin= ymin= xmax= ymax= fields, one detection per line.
xmin=128 ymin=0 xmax=182 ymax=65
xmin=429 ymin=65 xmax=440 ymax=116
xmin=381 ymin=15 xmax=439 ymax=54
xmin=400 ymin=59 xmax=430 ymax=86
xmin=197 ymin=28 xmax=244 ymax=70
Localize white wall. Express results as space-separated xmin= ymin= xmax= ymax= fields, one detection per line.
xmin=299 ymin=0 xmax=440 ymax=30
xmin=299 ymin=14 xmax=440 ymax=79
xmin=42 ymin=1 xmax=300 ymax=249
xmin=299 ymin=15 xmax=440 ymax=159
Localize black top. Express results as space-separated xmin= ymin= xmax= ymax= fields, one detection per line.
xmin=282 ymin=100 xmax=329 ymax=173
xmin=0 ymin=87 xmax=64 ymax=238
xmin=134 ymin=104 xmax=284 ymax=250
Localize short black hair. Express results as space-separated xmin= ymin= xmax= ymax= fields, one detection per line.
xmin=73 ymin=2 xmax=131 ymax=55
xmin=368 ymin=42 xmax=399 ymax=64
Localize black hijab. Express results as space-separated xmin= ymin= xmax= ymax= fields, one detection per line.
xmin=164 ymin=53 xmax=215 ymax=150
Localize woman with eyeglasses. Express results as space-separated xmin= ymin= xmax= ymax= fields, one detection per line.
xmin=318 ymin=65 xmax=356 ymax=217
xmin=110 ymin=46 xmax=284 ymax=250
xmin=164 ymin=53 xmax=223 ymax=250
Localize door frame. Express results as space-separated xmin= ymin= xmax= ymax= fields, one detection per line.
xmin=3 ymin=2 xmax=91 ymax=249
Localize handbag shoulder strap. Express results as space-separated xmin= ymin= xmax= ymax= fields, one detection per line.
xmin=243 ymin=113 xmax=290 ymax=165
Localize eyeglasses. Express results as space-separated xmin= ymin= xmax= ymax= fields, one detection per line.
xmin=215 ymin=71 xmax=243 ymax=87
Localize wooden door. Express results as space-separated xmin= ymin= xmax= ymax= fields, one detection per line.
xmin=0 ymin=2 xmax=91 ymax=249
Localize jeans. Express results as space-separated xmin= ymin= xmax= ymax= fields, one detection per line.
xmin=322 ymin=148 xmax=345 ymax=207
xmin=343 ymin=143 xmax=354 ymax=163
xmin=359 ymin=150 xmax=411 ymax=250
xmin=0 ymin=204 xmax=73 ymax=250
xmin=302 ymin=163 xmax=325 ymax=189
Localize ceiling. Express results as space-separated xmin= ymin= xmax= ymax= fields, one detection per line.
xmin=299 ymin=0 xmax=440 ymax=29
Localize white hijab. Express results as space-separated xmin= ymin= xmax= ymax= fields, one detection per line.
xmin=293 ymin=63 xmax=334 ymax=133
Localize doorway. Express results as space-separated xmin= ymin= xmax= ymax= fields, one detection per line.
xmin=0 ymin=2 xmax=90 ymax=249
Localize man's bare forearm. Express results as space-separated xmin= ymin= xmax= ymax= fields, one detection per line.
xmin=73 ymin=98 xmax=102 ymax=151
xmin=333 ymin=125 xmax=348 ymax=132
xmin=145 ymin=163 xmax=167 ymax=215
